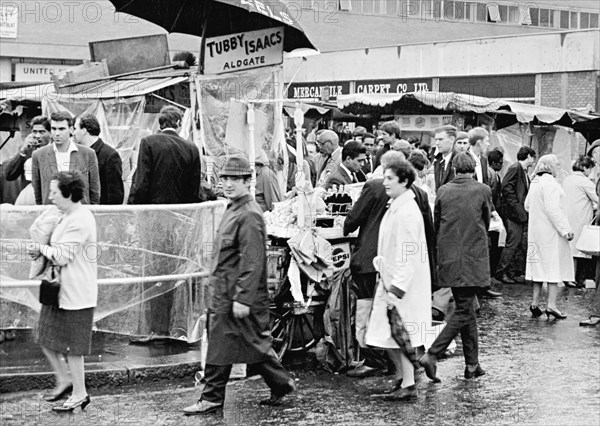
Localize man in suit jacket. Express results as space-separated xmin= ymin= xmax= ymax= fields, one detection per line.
xmin=324 ymin=141 xmax=366 ymax=190
xmin=31 ymin=112 xmax=100 ymax=205
xmin=467 ymin=127 xmax=491 ymax=186
xmin=361 ymin=133 xmax=376 ymax=176
xmin=495 ymin=146 xmax=536 ymax=283
xmin=128 ymin=106 xmax=200 ymax=204
xmin=314 ymin=130 xmax=342 ymax=187
xmin=74 ymin=114 xmax=124 ymax=205
xmin=433 ymin=125 xmax=458 ymax=191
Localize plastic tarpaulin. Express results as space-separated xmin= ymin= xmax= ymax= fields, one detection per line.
xmin=196 ymin=66 xmax=287 ymax=186
xmin=0 ymin=201 xmax=226 ymax=342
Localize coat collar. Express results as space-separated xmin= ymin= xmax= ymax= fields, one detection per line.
xmin=388 ymin=188 xmax=415 ymax=213
xmin=227 ymin=193 xmax=252 ymax=210
xmin=452 ymin=175 xmax=475 ymax=183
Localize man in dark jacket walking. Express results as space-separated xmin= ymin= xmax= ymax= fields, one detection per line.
xmin=183 ymin=156 xmax=295 ymax=416
xmin=420 ymin=153 xmax=493 ymax=382
xmin=495 ymin=146 xmax=536 ymax=283
xmin=73 ymin=114 xmax=124 ymax=204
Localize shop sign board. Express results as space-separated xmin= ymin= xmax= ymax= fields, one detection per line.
xmin=15 ymin=63 xmax=76 ymax=82
xmin=287 ymin=81 xmax=351 ymax=101
xmin=439 ymin=75 xmax=536 ymax=100
xmin=0 ymin=4 xmax=18 ymax=38
xmin=356 ymin=78 xmax=433 ymax=94
xmin=203 ymin=27 xmax=284 ymax=75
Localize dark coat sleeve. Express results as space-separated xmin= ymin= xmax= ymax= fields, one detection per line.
xmin=31 ymin=151 xmax=42 ymax=205
xmin=105 ymin=150 xmax=124 ymax=204
xmin=87 ymin=151 xmax=101 ymax=205
xmin=501 ymin=165 xmax=527 ymax=223
xmin=344 ymin=181 xmax=375 ymax=235
xmin=127 ymin=139 xmax=152 ymax=204
xmin=4 ymin=153 xmax=26 ymax=181
xmin=412 ymin=186 xmax=437 ymax=288
xmin=233 ymin=210 xmax=266 ymax=307
xmin=482 ymin=185 xmax=493 ymax=231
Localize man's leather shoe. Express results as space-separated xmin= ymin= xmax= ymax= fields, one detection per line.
xmin=182 ymin=400 xmax=223 ymax=415
xmin=259 ymin=379 xmax=296 ymax=406
xmin=480 ymin=288 xmax=502 ymax=299
xmin=464 ymin=364 xmax=486 ymax=379
xmin=418 ymin=353 xmax=441 ymax=383
xmin=347 ymin=365 xmax=379 ymax=378
xmin=431 ymin=307 xmax=445 ymax=322
xmin=497 ymin=274 xmax=516 ymax=284
xmin=579 ymin=316 xmax=600 ymax=327
xmin=513 ymin=275 xmax=526 ymax=284
xmin=394 ymin=385 xmax=418 ymax=400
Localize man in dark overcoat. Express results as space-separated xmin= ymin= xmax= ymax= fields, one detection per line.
xmin=420 ymin=153 xmax=492 ymax=382
xmin=183 ymin=156 xmax=295 ymax=415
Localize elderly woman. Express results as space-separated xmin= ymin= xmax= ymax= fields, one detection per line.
xmin=419 ymin=153 xmax=492 ymax=382
xmin=27 ymin=171 xmax=97 ymax=412
xmin=562 ymin=155 xmax=598 ymax=287
xmin=366 ymin=157 xmax=431 ymax=400
xmin=526 ymin=154 xmax=574 ymax=319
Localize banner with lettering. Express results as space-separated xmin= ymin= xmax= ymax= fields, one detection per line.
xmin=204 ymin=27 xmax=284 ymax=75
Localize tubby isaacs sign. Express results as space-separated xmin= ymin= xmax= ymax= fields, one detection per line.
xmin=203 ymin=27 xmax=284 ymax=75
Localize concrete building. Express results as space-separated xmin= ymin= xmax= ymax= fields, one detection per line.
xmin=282 ymin=0 xmax=600 ymax=111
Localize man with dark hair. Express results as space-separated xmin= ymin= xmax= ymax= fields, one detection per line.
xmin=31 ymin=111 xmax=100 ymax=205
xmin=74 ymin=114 xmax=124 ymax=204
xmin=183 ymin=156 xmax=295 ymax=415
xmin=324 ymin=141 xmax=366 ymax=189
xmin=361 ymin=133 xmax=376 ymax=175
xmin=373 ymin=121 xmax=401 ymax=170
xmin=433 ymin=125 xmax=458 ymax=191
xmin=3 ymin=116 xmax=52 ymax=202
xmin=128 ymin=106 xmax=200 ymax=204
xmin=495 ymin=146 xmax=536 ymax=283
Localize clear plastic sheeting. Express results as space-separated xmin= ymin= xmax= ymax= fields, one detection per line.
xmin=0 ymin=201 xmax=226 ymax=343
xmin=196 ymin=66 xmax=287 ymax=185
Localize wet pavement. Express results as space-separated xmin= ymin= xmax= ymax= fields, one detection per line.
xmin=1 ymin=283 xmax=599 ymax=425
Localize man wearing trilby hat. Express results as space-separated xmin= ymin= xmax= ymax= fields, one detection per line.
xmin=183 ymin=155 xmax=295 ymax=416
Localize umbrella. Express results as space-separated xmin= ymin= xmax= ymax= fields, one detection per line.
xmin=109 ymin=0 xmax=317 ymax=54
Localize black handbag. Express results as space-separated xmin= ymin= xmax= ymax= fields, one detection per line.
xmin=39 ymin=264 xmax=61 ymax=306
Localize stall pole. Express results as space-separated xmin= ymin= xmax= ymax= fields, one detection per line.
xmin=294 ymin=103 xmax=306 ymax=227
xmin=247 ymin=102 xmax=257 ymax=198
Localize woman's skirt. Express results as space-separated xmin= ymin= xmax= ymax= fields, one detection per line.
xmin=37 ymin=305 xmax=94 ymax=356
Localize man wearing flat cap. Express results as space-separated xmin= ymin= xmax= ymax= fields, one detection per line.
xmin=183 ymin=156 xmax=295 ymax=415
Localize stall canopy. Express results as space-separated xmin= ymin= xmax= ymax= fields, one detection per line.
xmin=337 ymin=92 xmax=599 ymax=125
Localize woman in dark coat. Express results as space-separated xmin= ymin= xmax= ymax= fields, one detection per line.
xmin=419 ymin=153 xmax=493 ymax=382
xmin=182 ymin=156 xmax=295 ymax=416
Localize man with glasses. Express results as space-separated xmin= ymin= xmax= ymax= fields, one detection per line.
xmin=313 ymin=130 xmax=342 ymax=187
xmin=183 ymin=156 xmax=295 ymax=415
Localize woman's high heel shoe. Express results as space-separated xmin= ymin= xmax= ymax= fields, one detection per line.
xmin=545 ymin=308 xmax=567 ymax=320
xmin=529 ymin=305 xmax=543 ymax=318
xmin=52 ymin=395 xmax=90 ymax=412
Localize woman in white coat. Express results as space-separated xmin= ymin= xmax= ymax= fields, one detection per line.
xmin=366 ymin=156 xmax=432 ymax=400
xmin=525 ymin=154 xmax=574 ymax=319
xmin=562 ymin=155 xmax=598 ymax=287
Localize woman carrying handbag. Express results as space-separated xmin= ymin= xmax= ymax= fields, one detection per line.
xmin=27 ymin=171 xmax=97 ymax=412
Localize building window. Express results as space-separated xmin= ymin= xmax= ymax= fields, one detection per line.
xmin=508 ymin=6 xmax=519 ymax=24
xmin=538 ymin=8 xmax=554 ymax=27
xmin=520 ymin=6 xmax=532 ymax=25
xmin=444 ymin=0 xmax=454 ymax=19
xmin=433 ymin=0 xmax=442 ymax=18
xmin=498 ymin=5 xmax=508 ymax=23
xmin=560 ymin=11 xmax=569 ymax=28
xmin=487 ymin=3 xmax=501 ymax=22
xmin=385 ymin=0 xmax=397 ymax=16
xmin=591 ymin=13 xmax=599 ymax=28
xmin=580 ymin=12 xmax=589 ymax=28
xmin=570 ymin=12 xmax=578 ymax=28
xmin=476 ymin=2 xmax=487 ymax=22
xmin=339 ymin=0 xmax=352 ymax=11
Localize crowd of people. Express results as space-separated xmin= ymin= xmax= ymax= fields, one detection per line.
xmin=4 ymin=108 xmax=600 ymax=412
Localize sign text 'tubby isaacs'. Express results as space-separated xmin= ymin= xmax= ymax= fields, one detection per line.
xmin=203 ymin=27 xmax=284 ymax=75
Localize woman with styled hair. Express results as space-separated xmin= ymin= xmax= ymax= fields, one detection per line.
xmin=27 ymin=171 xmax=97 ymax=412
xmin=562 ymin=156 xmax=598 ymax=287
xmin=526 ymin=154 xmax=574 ymax=319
